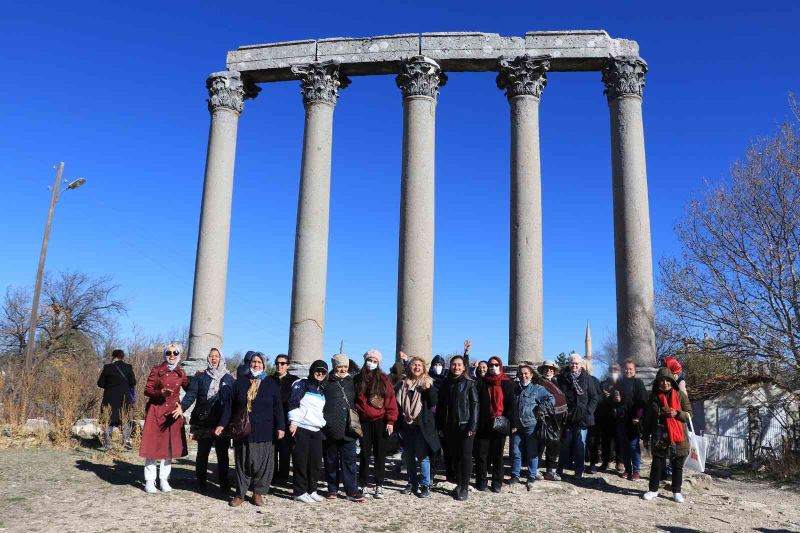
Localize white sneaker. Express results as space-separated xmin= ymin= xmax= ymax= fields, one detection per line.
xmin=374 ymin=486 xmax=384 ymax=499
xmin=144 ymin=481 xmax=158 ymax=494
xmin=294 ymin=493 xmax=314 ymax=503
xmin=642 ymin=491 xmax=659 ymax=501
xmin=673 ymin=492 xmax=685 ymax=503
xmin=159 ymin=479 xmax=172 ymax=492
xmin=309 ymin=491 xmax=324 ymax=502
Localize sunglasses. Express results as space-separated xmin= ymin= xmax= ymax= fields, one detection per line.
xmin=165 ymin=351 xmax=180 ymax=356
xmin=489 ymin=363 xmax=501 ymax=368
xmin=313 ymin=369 xmax=328 ymax=374
xmin=276 ymin=361 xmax=289 ymax=366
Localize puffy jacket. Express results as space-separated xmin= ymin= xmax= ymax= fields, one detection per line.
xmin=435 ymin=374 xmax=479 ymax=433
xmin=513 ymin=381 xmax=554 ymax=430
xmin=288 ymin=378 xmax=326 ymax=432
xmin=180 ymin=370 xmax=235 ymax=428
xmin=324 ymin=373 xmax=357 ymax=441
xmin=556 ymin=368 xmax=599 ymax=429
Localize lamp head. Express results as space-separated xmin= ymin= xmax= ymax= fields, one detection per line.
xmin=66 ymin=178 xmax=86 ymax=190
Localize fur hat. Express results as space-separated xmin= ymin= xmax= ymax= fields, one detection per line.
xmin=332 ymin=353 xmax=349 ymax=369
xmin=363 ymin=349 xmax=382 ymax=365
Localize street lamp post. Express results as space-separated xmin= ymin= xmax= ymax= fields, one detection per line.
xmin=23 ymin=162 xmax=86 ymax=373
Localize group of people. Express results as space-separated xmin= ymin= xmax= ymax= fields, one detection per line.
xmin=97 ymin=342 xmax=693 ymax=506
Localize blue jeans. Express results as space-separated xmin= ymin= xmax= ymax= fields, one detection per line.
xmin=558 ymin=427 xmax=588 ymax=477
xmin=402 ymin=425 xmax=431 ymax=488
xmin=511 ymin=426 xmax=540 ymax=480
xmin=616 ymin=424 xmax=641 ymax=474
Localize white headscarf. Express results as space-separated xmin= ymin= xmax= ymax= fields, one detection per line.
xmin=163 ymin=343 xmax=182 ymax=371
xmin=206 ymin=348 xmax=228 ymax=398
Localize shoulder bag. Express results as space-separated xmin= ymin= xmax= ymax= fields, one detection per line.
xmin=339 ymin=381 xmax=363 ymax=438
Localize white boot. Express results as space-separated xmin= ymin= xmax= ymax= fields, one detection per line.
xmin=159 ymin=459 xmax=173 ymax=492
xmin=144 ymin=460 xmax=158 ymax=494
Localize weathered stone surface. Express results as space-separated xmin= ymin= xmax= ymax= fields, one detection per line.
xmin=421 ymin=32 xmax=523 ymax=70
xmin=71 ymin=418 xmax=101 ymax=439
xmin=23 ymin=418 xmax=50 ymax=434
xmin=226 ymin=39 xmax=316 ymax=75
xmin=224 ymin=30 xmax=643 ymax=81
xmin=317 ymin=34 xmax=418 ymax=69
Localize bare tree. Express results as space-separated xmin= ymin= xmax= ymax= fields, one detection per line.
xmin=0 ymin=288 xmax=31 ymax=356
xmin=659 ymin=108 xmax=800 ymax=372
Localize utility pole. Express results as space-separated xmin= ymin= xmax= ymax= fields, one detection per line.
xmin=23 ymin=163 xmax=64 ymax=372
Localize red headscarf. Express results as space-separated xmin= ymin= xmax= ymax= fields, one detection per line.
xmin=483 ymin=356 xmax=509 ymax=417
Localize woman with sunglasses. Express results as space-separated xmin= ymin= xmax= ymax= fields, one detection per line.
xmin=270 ymin=354 xmax=298 ymax=485
xmin=288 ymin=359 xmax=329 ymax=503
xmin=474 ymin=356 xmax=514 ymax=492
xmin=139 ymin=344 xmax=189 ymax=493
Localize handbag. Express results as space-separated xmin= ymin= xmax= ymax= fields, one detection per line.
xmin=684 ymin=416 xmax=707 ymax=473
xmin=368 ymin=394 xmax=385 ymax=409
xmin=339 ymin=381 xmax=363 ymax=438
xmin=229 ymin=407 xmax=251 ymax=440
xmin=491 ymin=415 xmax=510 ymax=435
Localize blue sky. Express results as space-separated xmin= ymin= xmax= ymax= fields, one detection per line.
xmin=1 ymin=1 xmax=797 ymax=368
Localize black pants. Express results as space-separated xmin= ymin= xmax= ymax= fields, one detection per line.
xmin=274 ymin=431 xmax=293 ymax=481
xmin=292 ymin=427 xmax=323 ymax=496
xmin=587 ymin=425 xmax=601 ymax=465
xmin=359 ymin=419 xmax=387 ymax=486
xmin=649 ymin=453 xmax=684 ymax=493
xmin=474 ymin=432 xmax=506 ymax=487
xmin=599 ymin=417 xmax=620 ymax=465
xmin=542 ymin=437 xmax=560 ymax=470
xmin=196 ymin=436 xmax=231 ymax=489
xmin=445 ymin=428 xmax=474 ymax=491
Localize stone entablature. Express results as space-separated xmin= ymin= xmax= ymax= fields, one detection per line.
xmin=227 ymin=30 xmax=640 ymax=82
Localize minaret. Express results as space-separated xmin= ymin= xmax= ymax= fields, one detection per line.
xmin=585 ymin=321 xmax=593 ymax=375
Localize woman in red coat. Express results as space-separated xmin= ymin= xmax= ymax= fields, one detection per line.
xmin=139 ymin=344 xmax=189 ymax=493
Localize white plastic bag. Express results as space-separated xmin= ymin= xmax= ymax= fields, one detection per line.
xmin=684 ymin=416 xmax=707 ymax=472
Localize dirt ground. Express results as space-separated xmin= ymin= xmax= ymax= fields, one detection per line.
xmin=0 ymin=445 xmax=798 ymax=533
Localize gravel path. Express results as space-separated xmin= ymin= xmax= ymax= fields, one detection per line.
xmin=0 ymin=447 xmax=798 ymax=532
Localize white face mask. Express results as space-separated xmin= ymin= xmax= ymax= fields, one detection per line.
xmin=432 ymin=364 xmax=443 ymax=375
xmin=611 ymin=372 xmax=620 ymax=381
xmin=489 ymin=366 xmax=499 ymax=375
xmin=250 ymin=367 xmax=262 ymax=377
xmin=365 ymin=361 xmax=378 ymax=371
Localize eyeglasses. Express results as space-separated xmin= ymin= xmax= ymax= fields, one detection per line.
xmin=165 ymin=351 xmax=180 ymax=356
xmin=276 ymin=361 xmax=289 ymax=366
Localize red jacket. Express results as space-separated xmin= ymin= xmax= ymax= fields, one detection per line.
xmin=355 ymin=374 xmax=398 ymax=424
xmin=139 ymin=362 xmax=189 ymax=460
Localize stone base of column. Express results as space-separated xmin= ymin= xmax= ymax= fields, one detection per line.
xmin=635 ymin=366 xmax=659 ymax=388
xmin=289 ymin=362 xmax=311 ymax=379
xmin=181 ymin=359 xmax=206 ymax=378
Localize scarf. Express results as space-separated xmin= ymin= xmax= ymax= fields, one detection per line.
xmin=658 ymin=388 xmax=685 ymax=444
xmin=398 ymin=379 xmax=423 ymax=424
xmin=246 ymin=378 xmax=262 ymax=413
xmin=206 ymin=350 xmax=228 ymax=398
xmin=483 ymin=371 xmax=509 ymax=417
xmin=568 ymin=370 xmax=585 ymax=396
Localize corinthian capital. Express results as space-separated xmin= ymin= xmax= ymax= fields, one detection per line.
xmin=602 ymin=56 xmax=647 ymax=100
xmin=496 ymin=55 xmax=551 ymax=100
xmin=396 ymin=56 xmax=447 ymax=100
xmin=291 ymin=61 xmax=350 ymax=106
xmin=206 ymin=71 xmax=261 ymax=114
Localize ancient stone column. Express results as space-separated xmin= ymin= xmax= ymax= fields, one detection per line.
xmin=186 ymin=71 xmax=260 ymax=374
xmin=497 ymin=55 xmax=549 ymax=365
xmin=287 ymin=61 xmax=349 ymax=372
xmin=602 ymin=56 xmax=657 ymax=377
xmin=395 ymin=56 xmax=447 ymax=364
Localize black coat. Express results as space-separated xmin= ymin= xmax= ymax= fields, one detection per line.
xmin=614 ymin=376 xmax=648 ymax=438
xmin=596 ymin=377 xmax=619 ymax=420
xmin=395 ymin=381 xmax=441 ymax=458
xmin=475 ymin=378 xmax=515 ymax=436
xmin=97 ymin=360 xmax=136 ymax=425
xmin=179 ymin=370 xmax=235 ymax=428
xmin=556 ymin=369 xmax=599 ymax=429
xmin=435 ymin=374 xmax=479 ymax=433
xmin=323 ymin=374 xmax=357 ymax=441
xmin=271 ymin=372 xmax=299 ymax=425
xmin=226 ymin=377 xmax=285 ymax=443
